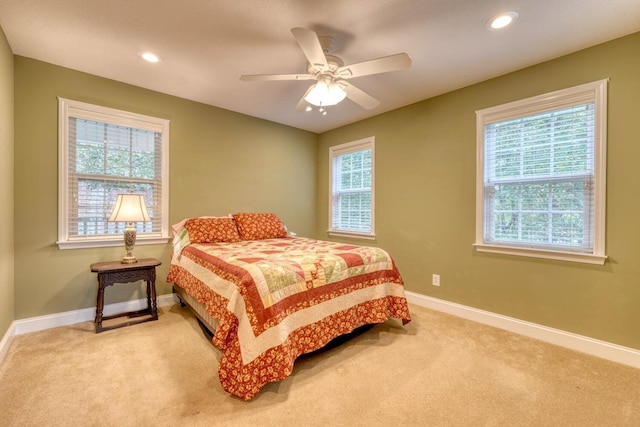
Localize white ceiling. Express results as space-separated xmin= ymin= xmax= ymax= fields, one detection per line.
xmin=1 ymin=0 xmax=639 ymax=133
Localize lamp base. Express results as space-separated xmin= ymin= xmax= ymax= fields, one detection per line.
xmin=121 ymin=255 xmax=138 ymax=264
xmin=121 ymin=223 xmax=138 ymax=264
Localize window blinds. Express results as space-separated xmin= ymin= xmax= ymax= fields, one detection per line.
xmin=483 ymin=103 xmax=595 ymax=252
xmin=68 ymin=117 xmax=163 ymax=238
xmin=331 ymin=149 xmax=373 ymax=232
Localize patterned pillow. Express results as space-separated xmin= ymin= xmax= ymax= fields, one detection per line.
xmin=232 ymin=213 xmax=288 ymax=240
xmin=171 ymin=215 xmax=228 ymax=236
xmin=183 ymin=217 xmax=241 ymax=243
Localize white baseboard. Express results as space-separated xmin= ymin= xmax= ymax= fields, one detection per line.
xmin=0 ymin=321 xmax=15 ymax=367
xmin=405 ymin=291 xmax=640 ymax=369
xmin=13 ymin=293 xmax=178 ymax=335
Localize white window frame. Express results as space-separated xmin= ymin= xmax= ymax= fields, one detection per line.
xmin=475 ymin=80 xmax=608 ymax=265
xmin=328 ymin=136 xmax=376 ymax=240
xmin=57 ymin=98 xmax=170 ymax=249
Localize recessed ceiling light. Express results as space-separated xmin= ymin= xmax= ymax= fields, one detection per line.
xmin=138 ymin=51 xmax=161 ymax=63
xmin=488 ymin=11 xmax=519 ymax=30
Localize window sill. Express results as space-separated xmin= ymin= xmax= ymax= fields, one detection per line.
xmin=474 ymin=243 xmax=607 ymax=265
xmin=327 ymin=230 xmax=376 ymax=241
xmin=57 ymin=235 xmax=170 ymax=250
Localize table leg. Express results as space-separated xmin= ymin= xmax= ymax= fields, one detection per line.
xmin=95 ymin=277 xmax=105 ymax=332
xmin=150 ymin=280 xmax=158 ymax=320
xmin=146 ymin=280 xmax=152 ymax=313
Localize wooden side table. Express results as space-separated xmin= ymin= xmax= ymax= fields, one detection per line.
xmin=90 ymin=258 xmax=162 ymax=333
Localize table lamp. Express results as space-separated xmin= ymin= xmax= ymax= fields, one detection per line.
xmin=108 ymin=194 xmax=150 ymax=264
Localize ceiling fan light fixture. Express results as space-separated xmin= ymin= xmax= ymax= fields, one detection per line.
xmin=304 ymin=79 xmax=347 ymax=107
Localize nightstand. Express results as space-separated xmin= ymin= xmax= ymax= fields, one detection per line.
xmin=90 ymin=258 xmax=161 ymax=333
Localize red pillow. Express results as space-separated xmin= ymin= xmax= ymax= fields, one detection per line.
xmin=232 ymin=213 xmax=287 ymax=240
xmin=183 ymin=217 xmax=241 ymax=243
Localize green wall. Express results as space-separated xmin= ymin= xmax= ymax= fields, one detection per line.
xmin=0 ymin=27 xmax=14 ymax=338
xmin=13 ymin=57 xmax=317 ymax=319
xmin=318 ymin=32 xmax=640 ymax=350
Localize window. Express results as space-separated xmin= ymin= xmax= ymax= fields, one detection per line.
xmin=57 ymin=98 xmax=170 ymax=249
xmin=475 ymin=80 xmax=607 ymax=264
xmin=329 ymin=137 xmax=375 ymax=239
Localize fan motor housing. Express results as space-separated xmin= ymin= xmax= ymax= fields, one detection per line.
xmin=307 ymin=54 xmax=344 ymax=74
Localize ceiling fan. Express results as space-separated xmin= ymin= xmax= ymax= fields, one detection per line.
xmin=239 ymin=27 xmax=412 ymax=112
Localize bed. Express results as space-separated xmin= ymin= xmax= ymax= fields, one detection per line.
xmin=166 ymin=213 xmax=411 ymax=400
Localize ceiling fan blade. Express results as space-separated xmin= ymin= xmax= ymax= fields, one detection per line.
xmin=336 ymin=53 xmax=412 ymax=79
xmin=240 ymin=73 xmax=316 ymax=81
xmin=342 ymin=81 xmax=380 ymax=110
xmin=291 ymin=27 xmax=328 ymax=72
xmin=295 ymin=84 xmax=315 ymax=112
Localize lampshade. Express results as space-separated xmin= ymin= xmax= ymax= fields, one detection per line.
xmin=108 ymin=194 xmax=150 ymax=223
xmin=304 ymin=79 xmax=347 ymax=107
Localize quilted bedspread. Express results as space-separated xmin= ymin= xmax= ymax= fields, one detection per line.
xmin=166 ymin=236 xmax=411 ymax=400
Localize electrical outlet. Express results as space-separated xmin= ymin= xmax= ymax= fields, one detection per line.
xmin=432 ymin=274 xmax=440 ymax=286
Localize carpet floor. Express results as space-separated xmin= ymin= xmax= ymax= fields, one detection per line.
xmin=0 ymin=303 xmax=639 ymax=426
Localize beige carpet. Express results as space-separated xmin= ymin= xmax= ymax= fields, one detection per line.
xmin=1 ymin=303 xmax=639 ymax=426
